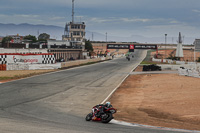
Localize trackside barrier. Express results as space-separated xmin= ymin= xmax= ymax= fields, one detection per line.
xmin=176 ymin=61 xmax=186 ymax=65
xmin=152 ymin=58 xmax=162 ymax=62
xmin=0 ymin=64 xmax=6 ymax=71
xmin=152 ymin=58 xmax=200 ymax=65
xmin=178 ymin=68 xmax=188 ymax=76
xmin=0 ymin=53 xmax=56 ymax=71
xmin=178 ymin=68 xmax=200 ymax=78
xmin=166 ymin=59 xmax=173 ymax=64
xmin=6 ymin=63 xmax=61 ymax=70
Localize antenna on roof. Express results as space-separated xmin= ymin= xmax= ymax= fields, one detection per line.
xmin=72 ymin=0 xmax=75 ymax=23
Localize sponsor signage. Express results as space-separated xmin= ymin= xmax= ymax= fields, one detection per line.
xmin=130 ymin=45 xmax=134 ymax=49
xmin=134 ymin=45 xmax=157 ymax=49
xmin=8 ymin=55 xmax=42 ymax=64
xmin=107 ymin=44 xmax=157 ymax=50
xmin=129 ymin=44 xmax=135 ymax=52
xmin=107 ymin=44 xmax=130 ymax=49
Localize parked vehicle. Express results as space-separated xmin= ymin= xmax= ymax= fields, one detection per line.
xmin=143 ymin=64 xmax=161 ymax=71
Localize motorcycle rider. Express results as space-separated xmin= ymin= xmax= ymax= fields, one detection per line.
xmin=95 ymin=101 xmax=113 ymax=117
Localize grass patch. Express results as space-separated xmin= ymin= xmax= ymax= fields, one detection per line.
xmin=0 ymin=71 xmax=56 ymax=81
xmin=140 ymin=61 xmax=157 ymax=65
xmin=0 ymin=77 xmax=14 ymax=80
xmin=140 ymin=60 xmax=176 ymax=65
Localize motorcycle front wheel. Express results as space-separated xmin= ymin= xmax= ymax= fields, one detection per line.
xmin=101 ymin=113 xmax=113 ymax=123
xmin=85 ymin=113 xmax=93 ymax=121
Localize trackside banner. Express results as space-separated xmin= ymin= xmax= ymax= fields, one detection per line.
xmin=7 ymin=55 xmax=42 ymax=64
xmin=0 ymin=54 xmax=55 ymax=65
xmin=134 ymin=45 xmax=157 ymax=49
xmin=107 ymin=44 xmax=130 ymax=49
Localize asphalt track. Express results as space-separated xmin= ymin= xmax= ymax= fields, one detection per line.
xmin=0 ymin=50 xmax=184 ymax=133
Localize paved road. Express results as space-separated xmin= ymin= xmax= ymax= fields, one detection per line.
xmin=0 ymin=50 xmax=182 ymax=133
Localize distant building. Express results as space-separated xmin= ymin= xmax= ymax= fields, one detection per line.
xmin=63 ymin=22 xmax=86 ymax=42
xmin=7 ymin=34 xmax=24 ymax=43
xmin=193 ymin=39 xmax=200 ymax=51
xmin=47 ymin=40 xmax=70 ymax=49
xmin=62 ymin=22 xmax=86 ymax=50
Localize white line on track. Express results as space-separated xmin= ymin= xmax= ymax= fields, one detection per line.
xmin=110 ymin=119 xmax=200 ymax=133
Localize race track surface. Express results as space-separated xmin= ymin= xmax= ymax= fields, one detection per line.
xmin=0 ymin=50 xmax=182 ymax=133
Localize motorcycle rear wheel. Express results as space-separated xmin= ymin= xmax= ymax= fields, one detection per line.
xmin=85 ymin=113 xmax=93 ymax=121
xmin=101 ymin=113 xmax=113 ymax=123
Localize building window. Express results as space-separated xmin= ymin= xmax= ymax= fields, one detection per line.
xmin=73 ymin=31 xmax=80 ymax=36
xmin=71 ymin=25 xmax=81 ymax=29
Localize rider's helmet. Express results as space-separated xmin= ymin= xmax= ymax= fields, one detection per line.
xmin=105 ymin=101 xmax=111 ymax=107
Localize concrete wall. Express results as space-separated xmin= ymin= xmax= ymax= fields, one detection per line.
xmin=158 ymin=64 xmax=200 ymax=70
xmin=6 ymin=63 xmax=61 ymax=70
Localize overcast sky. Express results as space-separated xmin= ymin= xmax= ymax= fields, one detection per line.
xmin=1 ymin=0 xmax=200 ymax=43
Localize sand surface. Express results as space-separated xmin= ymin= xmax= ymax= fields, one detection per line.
xmin=110 ymin=74 xmax=200 ymax=131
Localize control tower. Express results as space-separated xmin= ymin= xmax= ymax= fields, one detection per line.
xmin=62 ymin=0 xmax=86 ymax=49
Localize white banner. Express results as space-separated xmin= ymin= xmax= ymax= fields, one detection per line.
xmin=7 ymin=55 xmax=43 ymax=64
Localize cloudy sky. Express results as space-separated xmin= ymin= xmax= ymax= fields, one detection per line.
xmin=1 ymin=0 xmax=200 ymax=43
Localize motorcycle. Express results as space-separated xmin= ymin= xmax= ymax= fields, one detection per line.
xmin=85 ymin=105 xmax=117 ymax=123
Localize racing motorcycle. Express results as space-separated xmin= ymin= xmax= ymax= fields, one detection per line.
xmin=85 ymin=105 xmax=117 ymax=123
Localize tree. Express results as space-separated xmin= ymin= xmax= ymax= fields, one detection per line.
xmin=38 ymin=33 xmax=50 ymax=42
xmin=24 ymin=35 xmax=37 ymax=43
xmin=2 ymin=36 xmax=13 ymax=44
xmin=85 ymin=40 xmax=93 ymax=52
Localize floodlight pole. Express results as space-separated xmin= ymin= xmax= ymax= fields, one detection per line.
xmin=165 ymin=34 xmax=167 ymax=59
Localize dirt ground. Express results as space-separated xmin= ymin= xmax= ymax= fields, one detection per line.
xmin=0 ymin=69 xmax=57 ymax=82
xmin=109 ymin=74 xmax=200 ymax=131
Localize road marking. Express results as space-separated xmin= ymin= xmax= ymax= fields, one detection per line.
xmin=101 ymin=50 xmax=147 ymax=104
xmin=110 ymin=120 xmax=200 ymax=133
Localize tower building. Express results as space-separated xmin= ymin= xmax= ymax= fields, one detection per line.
xmin=62 ymin=0 xmax=86 ymax=49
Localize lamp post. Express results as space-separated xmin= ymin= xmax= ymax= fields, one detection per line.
xmin=106 ymin=32 xmax=107 ymax=42
xmin=194 ymin=43 xmax=196 ymax=69
xmin=165 ymin=34 xmax=167 ymax=59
